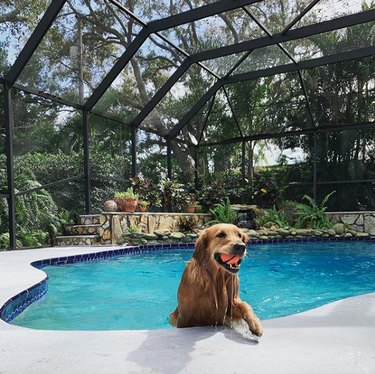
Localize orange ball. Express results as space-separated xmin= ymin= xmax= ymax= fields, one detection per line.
xmin=220 ymin=253 xmax=240 ymax=265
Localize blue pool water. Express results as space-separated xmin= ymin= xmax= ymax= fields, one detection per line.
xmin=12 ymin=241 xmax=375 ymax=330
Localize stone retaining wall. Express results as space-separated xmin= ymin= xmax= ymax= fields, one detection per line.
xmin=327 ymin=211 xmax=375 ymax=235
xmin=99 ymin=212 xmax=212 ymax=244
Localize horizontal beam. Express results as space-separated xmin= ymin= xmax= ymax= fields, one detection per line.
xmin=14 ymin=174 xmax=84 ymax=197
xmin=147 ymin=0 xmax=263 ymax=33
xmin=168 ymin=45 xmax=375 ymax=140
xmin=191 ymin=9 xmax=375 ymax=62
xmin=13 ymin=83 xmax=84 ymax=110
xmin=227 ymin=46 xmax=375 ymax=84
xmin=142 ymin=11 xmax=375 ymax=136
xmin=5 ymin=0 xmax=67 ymax=87
xmin=200 ymin=122 xmax=375 ymax=147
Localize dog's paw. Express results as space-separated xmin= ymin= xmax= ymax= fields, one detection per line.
xmin=248 ymin=318 xmax=263 ymax=337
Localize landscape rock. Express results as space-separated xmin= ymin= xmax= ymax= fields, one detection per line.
xmin=154 ymin=230 xmax=171 ymax=237
xmin=355 ymin=232 xmax=369 ymax=238
xmin=327 ymin=229 xmax=336 ymax=236
xmin=332 ymin=223 xmax=345 ymax=235
xmin=277 ymin=229 xmax=290 ymax=236
xmin=170 ymin=232 xmax=186 ymax=240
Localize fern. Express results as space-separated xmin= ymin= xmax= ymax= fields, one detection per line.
xmin=207 ymin=198 xmax=237 ymax=225
xmin=256 ymin=206 xmax=288 ymax=227
xmin=296 ymin=191 xmax=335 ymax=229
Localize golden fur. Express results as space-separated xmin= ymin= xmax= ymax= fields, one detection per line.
xmin=170 ymin=223 xmax=263 ymax=336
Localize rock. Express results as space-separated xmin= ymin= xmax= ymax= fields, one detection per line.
xmin=259 ymin=236 xmax=268 ymax=240
xmin=154 ymin=230 xmax=171 ymax=237
xmin=355 ymin=232 xmax=369 ymax=237
xmin=187 ymin=233 xmax=198 ymax=239
xmin=257 ymin=229 xmax=268 ymax=236
xmin=263 ymin=222 xmax=273 ymax=228
xmin=355 ymin=214 xmax=364 ymax=225
xmin=270 ymin=225 xmax=279 ymax=231
xmin=247 ymin=230 xmax=259 ymax=237
xmin=313 ymin=230 xmax=323 ymax=236
xmin=340 ymin=214 xmax=356 ymax=225
xmin=364 ymin=215 xmax=375 ymax=235
xmin=290 ymin=231 xmax=297 ymax=236
xmin=327 ymin=229 xmax=336 ymax=236
xmin=322 ymin=234 xmax=330 ymax=238
xmin=103 ymin=200 xmax=118 ymax=212
xmin=348 ymin=230 xmax=357 ymax=235
xmin=140 ymin=238 xmax=148 ymax=244
xmin=170 ymin=232 xmax=186 ymax=240
xmin=277 ymin=229 xmax=290 ymax=237
xmin=295 ymin=229 xmax=312 ymax=236
xmin=143 ymin=233 xmax=158 ymax=240
xmin=267 ymin=230 xmax=278 ymax=235
xmin=332 ymin=223 xmax=345 ymax=235
xmin=344 ymin=233 xmax=353 ymax=238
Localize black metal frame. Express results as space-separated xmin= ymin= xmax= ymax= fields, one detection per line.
xmin=1 ymin=0 xmax=374 ymax=249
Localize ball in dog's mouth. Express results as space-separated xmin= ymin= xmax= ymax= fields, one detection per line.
xmin=214 ymin=253 xmax=242 ymax=274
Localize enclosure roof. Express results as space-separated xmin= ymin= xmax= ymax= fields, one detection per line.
xmin=1 ymin=0 xmax=374 ymax=144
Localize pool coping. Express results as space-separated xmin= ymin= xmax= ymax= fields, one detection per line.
xmin=1 ymin=240 xmax=375 ymax=373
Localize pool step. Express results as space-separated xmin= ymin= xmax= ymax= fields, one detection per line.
xmin=77 ymin=214 xmax=101 ymax=225
xmin=64 ymin=224 xmax=103 ymax=236
xmin=54 ymin=235 xmax=100 ymax=246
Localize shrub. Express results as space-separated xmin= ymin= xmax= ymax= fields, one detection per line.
xmin=256 ymin=206 xmax=288 ymax=227
xmin=296 ymin=191 xmax=335 ymax=229
xmin=208 ymin=198 xmax=237 ymax=225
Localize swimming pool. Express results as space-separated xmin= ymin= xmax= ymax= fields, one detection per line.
xmin=10 ymin=241 xmax=375 ymax=330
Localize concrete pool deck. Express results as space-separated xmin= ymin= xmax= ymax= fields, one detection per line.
xmin=0 ymin=246 xmax=374 ymax=374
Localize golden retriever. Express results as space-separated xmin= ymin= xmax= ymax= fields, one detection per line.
xmin=170 ymin=223 xmax=263 ymax=336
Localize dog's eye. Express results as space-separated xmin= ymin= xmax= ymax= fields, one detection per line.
xmin=238 ymin=233 xmax=242 ymax=238
xmin=217 ymin=232 xmax=226 ymax=238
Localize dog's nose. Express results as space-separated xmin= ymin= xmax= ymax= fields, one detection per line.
xmin=233 ymin=243 xmax=246 ymax=255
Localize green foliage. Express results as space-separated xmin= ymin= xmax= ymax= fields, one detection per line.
xmin=208 ymin=198 xmax=237 ymax=225
xmin=296 ymin=191 xmax=335 ymax=229
xmin=126 ymin=224 xmax=139 ymax=234
xmin=256 ymin=207 xmax=288 ymax=228
xmin=178 ymin=216 xmax=199 ymax=233
xmin=114 ymin=187 xmax=139 ymax=199
xmin=160 ymin=179 xmax=185 ymax=212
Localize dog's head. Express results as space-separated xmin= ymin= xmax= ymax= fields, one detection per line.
xmin=193 ymin=223 xmax=248 ymax=274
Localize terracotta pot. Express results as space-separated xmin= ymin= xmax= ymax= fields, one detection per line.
xmin=114 ymin=198 xmax=138 ymax=213
xmin=139 ymin=205 xmax=148 ymax=213
xmin=185 ymin=205 xmax=196 ymax=213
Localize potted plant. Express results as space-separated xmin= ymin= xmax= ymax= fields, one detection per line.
xmin=185 ymin=193 xmax=196 ymax=213
xmin=138 ymin=200 xmax=150 ymax=213
xmin=114 ymin=188 xmax=139 ymax=213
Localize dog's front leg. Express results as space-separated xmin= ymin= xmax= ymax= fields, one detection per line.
xmin=231 ymin=298 xmax=263 ymax=337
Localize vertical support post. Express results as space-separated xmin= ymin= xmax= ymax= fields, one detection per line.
xmin=167 ymin=139 xmax=172 ymax=179
xmin=131 ymin=126 xmax=137 ymax=177
xmin=4 ymin=85 xmax=16 ymax=249
xmin=313 ymin=131 xmax=317 ymax=201
xmin=83 ymin=109 xmax=91 ymax=214
xmin=241 ymin=141 xmax=246 ymax=203
xmin=194 ymin=146 xmax=199 ymax=190
xmin=77 ymin=16 xmax=84 ymax=105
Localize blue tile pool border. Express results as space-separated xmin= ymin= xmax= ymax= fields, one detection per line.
xmin=1 ymin=236 xmax=374 ymax=324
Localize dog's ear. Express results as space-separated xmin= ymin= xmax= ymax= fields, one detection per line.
xmin=193 ymin=229 xmax=208 ymax=264
xmin=240 ymin=229 xmax=248 ymax=244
